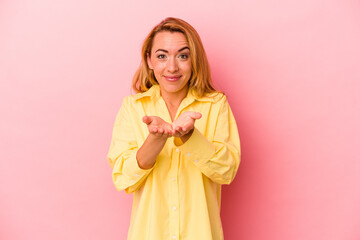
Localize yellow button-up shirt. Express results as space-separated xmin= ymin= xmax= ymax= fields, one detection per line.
xmin=107 ymin=85 xmax=241 ymax=240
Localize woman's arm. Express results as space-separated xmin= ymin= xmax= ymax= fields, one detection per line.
xmin=107 ymin=98 xmax=170 ymax=193
xmin=107 ymin=98 xmax=144 ymax=193
xmin=174 ymin=97 xmax=241 ymax=185
xmin=136 ymin=116 xmax=172 ymax=169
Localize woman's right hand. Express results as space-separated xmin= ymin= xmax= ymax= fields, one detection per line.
xmin=142 ymin=116 xmax=173 ymax=138
xmin=137 ymin=116 xmax=172 ymax=169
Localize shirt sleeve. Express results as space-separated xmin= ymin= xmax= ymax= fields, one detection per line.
xmin=177 ymin=97 xmax=241 ymax=185
xmin=106 ymin=97 xmax=156 ymax=194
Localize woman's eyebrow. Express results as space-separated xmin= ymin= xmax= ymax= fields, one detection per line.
xmin=178 ymin=47 xmax=190 ymax=52
xmin=155 ymin=47 xmax=190 ymax=53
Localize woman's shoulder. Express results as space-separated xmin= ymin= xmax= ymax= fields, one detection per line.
xmin=199 ymin=91 xmax=227 ymax=104
xmin=118 ymin=94 xmax=139 ymax=111
xmin=122 ymin=91 xmax=152 ymax=105
xmin=125 ymin=85 xmax=160 ymax=103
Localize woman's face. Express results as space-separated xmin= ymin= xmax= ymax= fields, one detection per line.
xmin=147 ymin=31 xmax=192 ymax=99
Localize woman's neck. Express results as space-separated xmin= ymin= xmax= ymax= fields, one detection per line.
xmin=160 ymin=87 xmax=188 ymax=121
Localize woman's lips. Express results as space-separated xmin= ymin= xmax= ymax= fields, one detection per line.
xmin=164 ymin=76 xmax=181 ymax=82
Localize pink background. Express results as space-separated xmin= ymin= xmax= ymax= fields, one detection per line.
xmin=1 ymin=0 xmax=359 ymax=239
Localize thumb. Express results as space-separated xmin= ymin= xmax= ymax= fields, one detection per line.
xmin=142 ymin=116 xmax=153 ymax=125
xmin=189 ymin=112 xmax=202 ymax=120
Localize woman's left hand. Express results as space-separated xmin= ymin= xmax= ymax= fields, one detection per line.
xmin=172 ymin=111 xmax=202 ymax=139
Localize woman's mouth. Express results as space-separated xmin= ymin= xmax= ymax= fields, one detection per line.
xmin=164 ymin=75 xmax=181 ymax=82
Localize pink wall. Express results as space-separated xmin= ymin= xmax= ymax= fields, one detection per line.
xmin=1 ymin=0 xmax=359 ymax=239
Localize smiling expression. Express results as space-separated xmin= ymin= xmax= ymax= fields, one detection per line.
xmin=147 ymin=31 xmax=192 ymax=99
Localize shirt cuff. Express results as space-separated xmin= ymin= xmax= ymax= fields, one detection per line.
xmin=177 ymin=128 xmax=216 ymax=166
xmin=122 ymin=152 xmax=155 ymax=185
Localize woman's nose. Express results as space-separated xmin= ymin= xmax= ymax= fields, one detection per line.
xmin=167 ymin=57 xmax=179 ymax=72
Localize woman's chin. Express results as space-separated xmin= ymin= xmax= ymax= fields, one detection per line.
xmin=160 ymin=84 xmax=188 ymax=95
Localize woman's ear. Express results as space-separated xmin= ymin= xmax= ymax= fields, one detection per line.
xmin=147 ymin=53 xmax=153 ymax=70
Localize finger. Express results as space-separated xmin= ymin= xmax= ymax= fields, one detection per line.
xmin=163 ymin=128 xmax=168 ymax=135
xmin=189 ymin=112 xmax=202 ymax=120
xmin=172 ymin=130 xmax=182 ymax=138
xmin=170 ymin=128 xmax=176 ymax=136
xmin=165 ymin=128 xmax=173 ymax=135
xmin=173 ymin=128 xmax=185 ymax=136
xmin=142 ymin=116 xmax=153 ymax=125
xmin=170 ymin=123 xmax=179 ymax=131
xmin=149 ymin=126 xmax=158 ymax=133
xmin=176 ymin=127 xmax=186 ymax=136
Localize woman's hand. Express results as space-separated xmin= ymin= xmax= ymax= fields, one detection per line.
xmin=142 ymin=112 xmax=202 ymax=143
xmin=172 ymin=112 xmax=202 ymax=141
xmin=142 ymin=116 xmax=173 ymax=138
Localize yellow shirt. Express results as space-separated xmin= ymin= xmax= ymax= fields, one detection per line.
xmin=107 ymin=85 xmax=241 ymax=240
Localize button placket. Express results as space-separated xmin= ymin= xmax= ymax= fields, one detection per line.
xmin=169 ymin=147 xmax=180 ymax=239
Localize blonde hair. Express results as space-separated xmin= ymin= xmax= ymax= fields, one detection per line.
xmin=132 ymin=17 xmax=217 ymax=97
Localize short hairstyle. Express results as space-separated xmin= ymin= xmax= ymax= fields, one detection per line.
xmin=132 ymin=17 xmax=217 ymax=97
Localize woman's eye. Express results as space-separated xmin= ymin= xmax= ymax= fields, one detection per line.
xmin=157 ymin=54 xmax=166 ymax=59
xmin=179 ymin=54 xmax=189 ymax=59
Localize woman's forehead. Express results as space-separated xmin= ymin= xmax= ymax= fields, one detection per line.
xmin=152 ymin=31 xmax=189 ymax=52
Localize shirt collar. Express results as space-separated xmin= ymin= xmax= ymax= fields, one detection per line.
xmin=133 ymin=84 xmax=218 ymax=103
xmin=133 ymin=85 xmax=161 ymax=101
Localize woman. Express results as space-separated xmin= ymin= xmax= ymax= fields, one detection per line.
xmin=107 ymin=17 xmax=241 ymax=240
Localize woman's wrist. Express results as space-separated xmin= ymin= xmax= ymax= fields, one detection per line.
xmin=137 ymin=132 xmax=168 ymax=170
xmin=136 ymin=155 xmax=156 ymax=169
xmin=180 ymin=128 xmax=194 ymax=144
xmin=149 ymin=132 xmax=170 ymax=141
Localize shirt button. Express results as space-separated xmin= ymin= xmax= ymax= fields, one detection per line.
xmin=175 ymin=149 xmax=179 ymax=152
xmin=171 ymin=177 xmax=176 ymax=182
xmin=173 ymin=206 xmax=177 ymax=211
xmin=135 ymin=174 xmax=139 ymax=177
xmin=172 ymin=235 xmax=177 ymax=239
xmin=195 ymin=159 xmax=199 ymax=163
xmin=187 ymin=152 xmax=191 ymax=156
xmin=130 ymin=180 xmax=134 ymax=183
